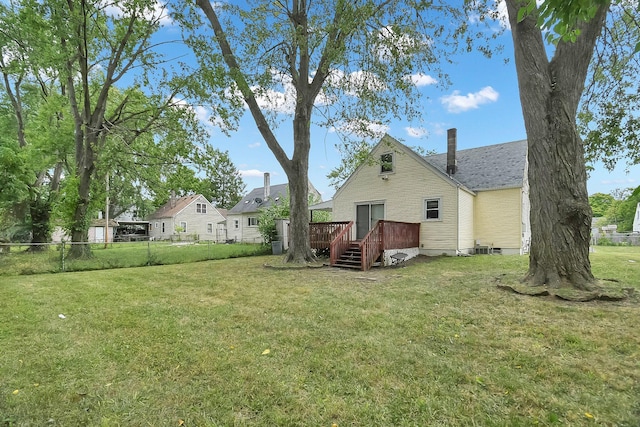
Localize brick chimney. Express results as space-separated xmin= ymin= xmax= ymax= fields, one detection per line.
xmin=446 ymin=128 xmax=457 ymax=175
xmin=264 ymin=172 xmax=270 ymax=199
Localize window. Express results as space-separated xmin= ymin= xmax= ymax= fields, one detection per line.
xmin=154 ymin=222 xmax=159 ymax=230
xmin=207 ymin=223 xmax=213 ymax=234
xmin=162 ymin=222 xmax=165 ymax=233
xmin=247 ymin=217 xmax=258 ymax=227
xmin=380 ymin=153 xmax=394 ymax=173
xmin=234 ymin=220 xmax=239 ymax=229
xmin=180 ymin=221 xmax=187 ymax=232
xmin=196 ymin=203 xmax=207 ymax=214
xmin=424 ymin=198 xmax=441 ymax=220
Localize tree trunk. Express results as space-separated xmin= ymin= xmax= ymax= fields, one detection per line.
xmin=506 ymin=0 xmax=609 ymax=290
xmin=68 ymin=142 xmax=95 ymax=259
xmin=285 ymin=105 xmax=315 ymax=263
xmin=28 ymin=197 xmax=51 ymax=252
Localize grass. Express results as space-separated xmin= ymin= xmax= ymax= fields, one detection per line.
xmin=1 ymin=247 xmax=639 ymax=426
xmin=0 ymin=242 xmax=269 ymax=276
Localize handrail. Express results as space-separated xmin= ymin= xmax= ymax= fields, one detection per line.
xmin=329 ymin=221 xmax=354 ymax=266
xmin=358 ymin=221 xmax=383 ymax=271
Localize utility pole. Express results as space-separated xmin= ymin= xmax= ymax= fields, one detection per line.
xmin=104 ymin=172 xmax=110 ymax=249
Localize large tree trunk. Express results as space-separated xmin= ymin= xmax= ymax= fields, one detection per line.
xmin=506 ymin=0 xmax=609 ymax=290
xmin=68 ymin=133 xmax=95 ymax=258
xmin=286 ymin=111 xmax=315 ymax=263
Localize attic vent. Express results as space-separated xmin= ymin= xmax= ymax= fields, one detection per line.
xmin=254 ymin=198 xmax=263 ymax=204
xmin=244 ymin=200 xmax=249 ymax=204
xmin=275 ymin=197 xmax=280 ymax=201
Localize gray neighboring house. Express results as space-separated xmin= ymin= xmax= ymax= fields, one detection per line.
xmin=148 ymin=194 xmax=227 ymax=241
xmin=227 ymin=172 xmax=321 ymax=243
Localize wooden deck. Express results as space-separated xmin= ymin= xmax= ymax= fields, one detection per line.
xmin=309 ymin=220 xmax=420 ymax=271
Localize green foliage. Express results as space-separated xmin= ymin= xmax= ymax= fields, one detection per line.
xmin=588 ymin=192 xmax=614 ymax=217
xmin=518 ymin=0 xmax=610 ymax=44
xmin=616 ymin=186 xmax=640 ymax=232
xmin=258 ymin=193 xmax=290 ymax=244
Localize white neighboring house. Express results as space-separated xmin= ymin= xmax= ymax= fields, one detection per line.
xmin=51 ymin=213 xmax=118 ymax=243
xmin=148 ymin=194 xmax=227 ymax=241
xmin=634 ymin=202 xmax=640 ymax=233
xmin=226 ymin=172 xmax=320 ymax=244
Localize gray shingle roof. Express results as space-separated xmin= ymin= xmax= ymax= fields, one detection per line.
xmin=424 ymin=139 xmax=527 ymax=191
xmin=228 ymin=183 xmax=289 ymax=214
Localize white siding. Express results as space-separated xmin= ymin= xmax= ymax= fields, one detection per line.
xmin=333 ymin=137 xmax=460 ymax=255
xmin=226 ymin=213 xmax=263 ymax=243
xmin=458 ymin=189 xmax=475 ymax=253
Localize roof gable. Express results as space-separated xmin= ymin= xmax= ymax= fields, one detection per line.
xmin=335 ymin=134 xmax=527 ymax=196
xmin=148 ymin=194 xmax=214 ymax=219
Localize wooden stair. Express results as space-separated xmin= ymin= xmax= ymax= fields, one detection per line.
xmin=333 ymin=243 xmax=362 ymax=269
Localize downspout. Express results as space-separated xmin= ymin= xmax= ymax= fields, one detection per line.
xmin=456 ymin=185 xmax=460 ymax=255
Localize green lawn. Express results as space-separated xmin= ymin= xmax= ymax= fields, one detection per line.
xmin=1 ymin=247 xmax=639 ymax=426
xmin=0 ymin=241 xmax=269 ymax=276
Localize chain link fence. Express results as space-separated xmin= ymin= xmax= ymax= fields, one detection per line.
xmin=0 ymin=240 xmax=270 ymax=276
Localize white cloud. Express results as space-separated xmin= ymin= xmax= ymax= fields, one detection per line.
xmin=440 ymin=86 xmax=499 ymax=113
xmin=248 ymin=142 xmax=261 ymax=148
xmin=239 ymin=169 xmax=265 ymax=178
xmin=429 ymin=122 xmax=449 ymax=136
xmin=171 ymin=98 xmax=223 ymax=129
xmin=405 ymin=127 xmax=428 ymax=138
xmin=330 ymin=119 xmax=389 ymax=139
xmin=101 ymin=0 xmax=173 ymax=26
xmin=325 ymin=69 xmax=386 ymax=97
xmin=375 ymin=26 xmax=428 ymax=61
xmin=405 ymin=73 xmax=437 ymax=87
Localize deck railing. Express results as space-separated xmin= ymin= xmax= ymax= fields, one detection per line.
xmin=309 ymin=220 xmax=420 ymax=270
xmin=328 ymin=221 xmax=354 ymax=266
xmin=380 ymin=220 xmax=421 ymax=249
xmin=309 ymin=221 xmax=352 ymax=250
xmin=359 ymin=221 xmax=383 ymax=271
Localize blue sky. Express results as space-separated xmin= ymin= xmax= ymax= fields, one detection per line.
xmin=159 ymin=2 xmax=639 ymax=202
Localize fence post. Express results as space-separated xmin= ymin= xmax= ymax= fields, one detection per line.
xmin=147 ymin=240 xmax=151 ymax=266
xmin=208 ymin=239 xmax=211 ymax=260
xmin=60 ymin=241 xmax=66 ymax=272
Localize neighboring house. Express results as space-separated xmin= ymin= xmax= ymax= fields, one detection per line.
xmin=634 ymin=203 xmax=640 ymax=233
xmin=51 ymin=214 xmax=118 ymax=243
xmin=331 ymin=130 xmax=530 ymax=256
xmin=148 ymin=194 xmax=226 ymax=241
xmin=227 ymin=172 xmax=321 ymax=243
xmin=113 ymin=206 xmax=149 ymax=240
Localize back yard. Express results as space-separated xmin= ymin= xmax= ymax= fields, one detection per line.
xmin=1 ymin=247 xmax=639 ymax=426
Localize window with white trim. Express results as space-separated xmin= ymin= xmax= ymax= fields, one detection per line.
xmin=234 ymin=220 xmax=239 ymax=229
xmin=247 ymin=217 xmax=258 ymax=227
xmin=180 ymin=221 xmax=187 ymax=232
xmin=380 ymin=152 xmax=394 ymax=173
xmin=424 ymin=198 xmax=441 ymax=220
xmin=207 ymin=223 xmax=213 ymax=234
xmin=196 ymin=203 xmax=207 ymax=213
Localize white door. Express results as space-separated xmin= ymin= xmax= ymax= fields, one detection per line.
xmin=95 ymin=227 xmax=105 ymax=243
